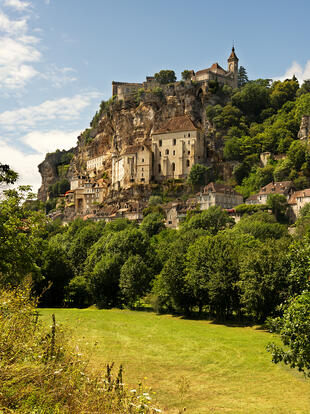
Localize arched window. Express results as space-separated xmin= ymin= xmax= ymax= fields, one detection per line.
xmin=165 ymin=149 xmax=169 ymax=155
xmin=186 ymin=159 xmax=190 ymax=167
xmin=172 ymin=162 xmax=175 ymax=172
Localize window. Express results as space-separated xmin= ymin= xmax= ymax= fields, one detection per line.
xmin=141 ymin=146 xmax=144 ymax=151
xmin=158 ymin=164 xmax=161 ymax=173
xmin=159 ymin=140 xmax=162 ymax=147
xmin=173 ymin=150 xmax=175 ymax=155
xmin=186 ymin=160 xmax=190 ymax=167
xmin=188 ymin=150 xmax=190 ymax=155
xmin=172 ymin=162 xmax=175 ymax=172
xmin=142 ymin=167 xmax=144 ymax=171
xmin=188 ymin=133 xmax=190 ymax=137
xmin=159 ymin=151 xmax=161 ymax=157
xmin=188 ymin=140 xmax=190 ymax=144
xmin=142 ymin=158 xmax=144 ymax=163
xmin=173 ymin=139 xmax=176 ymax=146
xmin=165 ymin=149 xmax=169 ymax=155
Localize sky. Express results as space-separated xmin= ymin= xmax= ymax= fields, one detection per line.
xmin=1 ymin=0 xmax=310 ymax=193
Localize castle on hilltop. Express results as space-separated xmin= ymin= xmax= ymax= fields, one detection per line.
xmin=112 ymin=47 xmax=239 ymax=100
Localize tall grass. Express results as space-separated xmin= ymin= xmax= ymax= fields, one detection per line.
xmin=0 ymin=283 xmax=161 ymax=413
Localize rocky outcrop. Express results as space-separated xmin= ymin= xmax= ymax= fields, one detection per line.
xmin=38 ymin=149 xmax=75 ymax=201
xmin=37 ymin=81 xmax=227 ymax=204
xmin=298 ymin=115 xmax=310 ymax=141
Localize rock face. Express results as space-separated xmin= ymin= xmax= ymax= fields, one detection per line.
xmin=298 ymin=115 xmax=310 ymax=141
xmin=38 ymin=149 xmax=75 ymax=201
xmin=37 ymin=81 xmax=225 ymax=204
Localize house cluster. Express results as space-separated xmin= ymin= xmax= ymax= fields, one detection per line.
xmin=112 ymin=47 xmax=239 ymax=100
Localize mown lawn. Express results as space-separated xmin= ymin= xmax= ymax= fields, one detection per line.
xmin=39 ymin=308 xmax=310 ymax=414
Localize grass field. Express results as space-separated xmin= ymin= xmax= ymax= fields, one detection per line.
xmin=39 ymin=308 xmax=310 ymax=414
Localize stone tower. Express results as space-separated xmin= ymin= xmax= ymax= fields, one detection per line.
xmin=227 ymin=47 xmax=239 ymax=88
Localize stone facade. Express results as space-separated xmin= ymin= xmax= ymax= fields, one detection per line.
xmin=198 ymin=182 xmax=243 ymax=210
xmin=288 ymin=189 xmax=310 ymax=222
xmin=112 ymin=76 xmax=157 ymax=100
xmin=191 ymin=47 xmax=239 ymax=89
xmin=151 ymin=116 xmax=205 ymax=181
xmin=111 ymin=144 xmax=152 ymax=190
xmin=86 ymin=155 xmax=107 ymax=172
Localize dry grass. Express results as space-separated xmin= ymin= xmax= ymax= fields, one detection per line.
xmin=40 ymin=308 xmax=310 ymax=414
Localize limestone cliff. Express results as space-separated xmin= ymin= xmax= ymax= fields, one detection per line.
xmin=37 ymin=81 xmax=224 ymax=203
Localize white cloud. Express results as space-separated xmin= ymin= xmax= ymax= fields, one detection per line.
xmin=0 ymin=129 xmax=80 ymax=191
xmin=0 ymin=140 xmax=44 ymax=190
xmin=3 ymin=0 xmax=31 ymax=12
xmin=0 ymin=91 xmax=100 ymax=130
xmin=0 ymin=11 xmax=28 ymax=35
xmin=41 ymin=65 xmax=77 ymax=88
xmin=275 ymin=61 xmax=310 ymax=84
xmin=22 ymin=129 xmax=80 ymax=154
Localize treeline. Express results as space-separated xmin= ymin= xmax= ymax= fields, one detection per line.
xmin=8 ymin=198 xmax=306 ymax=323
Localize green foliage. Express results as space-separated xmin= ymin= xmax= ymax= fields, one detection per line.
xmin=0 ymin=186 xmax=47 ymax=286
xmin=267 ymin=193 xmax=288 ymax=222
xmin=119 ymin=255 xmax=150 ymax=307
xmin=238 ymin=238 xmax=291 ymax=320
xmin=140 ymin=212 xmax=165 ymax=237
xmin=234 ymin=204 xmax=268 ymax=214
xmin=238 ymin=66 xmax=249 ymax=88
xmin=48 ymin=179 xmax=70 ymax=198
xmin=0 ymin=162 xmax=18 ymax=185
xmin=181 ymin=69 xmax=191 ymax=80
xmin=182 ymin=206 xmax=234 ymax=235
xmin=154 ymin=70 xmax=176 ymax=84
xmin=267 ymin=291 xmax=310 ymax=377
xmin=187 ymin=163 xmax=210 ymax=186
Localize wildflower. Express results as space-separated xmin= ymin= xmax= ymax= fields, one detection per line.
xmin=130 ymin=389 xmax=137 ymax=393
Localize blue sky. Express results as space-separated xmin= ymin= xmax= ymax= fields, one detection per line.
xmin=1 ymin=0 xmax=310 ymax=191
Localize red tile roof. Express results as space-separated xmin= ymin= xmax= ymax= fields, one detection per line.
xmin=258 ymin=181 xmax=294 ymax=196
xmin=288 ymin=189 xmax=310 ymax=205
xmin=203 ymin=182 xmax=242 ymax=196
xmin=153 ymin=115 xmax=197 ymax=134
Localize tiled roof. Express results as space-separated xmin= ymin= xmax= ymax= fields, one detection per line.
xmin=153 ymin=115 xmax=197 ymax=134
xmin=228 ymin=47 xmax=238 ymax=61
xmin=195 ymin=63 xmax=227 ymax=77
xmin=288 ymin=189 xmax=310 ymax=205
xmin=203 ymin=182 xmax=242 ymax=196
xmin=258 ymin=181 xmax=294 ymax=196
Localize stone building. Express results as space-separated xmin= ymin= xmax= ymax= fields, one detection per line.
xmin=112 ymin=48 xmax=239 ymax=100
xmin=191 ymin=47 xmax=239 ymax=89
xmin=86 ymin=155 xmax=107 ymax=172
xmin=288 ymin=189 xmax=310 ymax=222
xmin=198 ymin=182 xmax=243 ymax=210
xmin=112 ymin=76 xmax=156 ymax=100
xmin=151 ymin=115 xmax=205 ymax=181
xmin=246 ymin=181 xmax=295 ymax=205
xmin=111 ymin=143 xmax=152 ymax=190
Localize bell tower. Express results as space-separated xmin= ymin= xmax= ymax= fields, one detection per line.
xmin=227 ymin=46 xmax=239 ymax=88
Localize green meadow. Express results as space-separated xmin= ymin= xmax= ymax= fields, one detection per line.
xmin=40 ymin=308 xmax=310 ymax=414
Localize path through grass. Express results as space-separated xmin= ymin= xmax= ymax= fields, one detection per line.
xmin=40 ymin=308 xmax=310 ymax=413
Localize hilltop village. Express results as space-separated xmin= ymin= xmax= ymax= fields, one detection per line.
xmin=37 ymin=48 xmax=310 ymax=227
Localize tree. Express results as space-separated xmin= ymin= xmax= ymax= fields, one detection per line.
xmin=154 ymin=70 xmax=176 ymax=84
xmin=119 ymin=255 xmax=150 ymax=307
xmin=181 ymin=70 xmax=191 ymax=81
xmin=238 ymin=238 xmax=291 ymax=321
xmin=238 ymin=66 xmax=249 ymax=88
xmin=0 ymin=163 xmax=18 ymax=185
xmin=187 ymin=164 xmax=210 ymax=187
xmin=140 ymin=212 xmax=165 ymax=237
xmin=267 ymin=291 xmax=310 ymax=377
xmin=267 ymin=194 xmax=288 ymax=222
xmin=183 ymin=206 xmax=233 ymax=235
xmin=296 ymin=79 xmax=310 ymax=97
xmin=0 ymin=186 xmax=47 ymax=286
